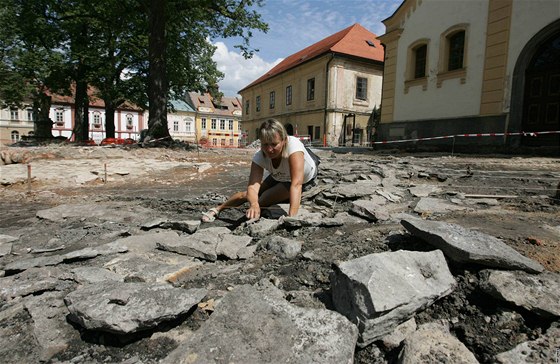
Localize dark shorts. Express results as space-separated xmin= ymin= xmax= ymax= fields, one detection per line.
xmin=261 ymin=175 xmax=318 ymax=194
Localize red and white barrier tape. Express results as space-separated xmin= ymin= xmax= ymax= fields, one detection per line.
xmin=372 ymin=130 xmax=560 ymax=145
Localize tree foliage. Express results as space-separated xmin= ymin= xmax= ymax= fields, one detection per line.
xmin=0 ymin=0 xmax=268 ymax=142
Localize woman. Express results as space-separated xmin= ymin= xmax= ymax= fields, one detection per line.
xmin=201 ymin=118 xmax=319 ymax=222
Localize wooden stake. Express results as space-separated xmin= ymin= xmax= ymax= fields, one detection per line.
xmin=27 ymin=164 xmax=32 ymax=194
xmin=104 ymin=163 xmax=107 ymax=183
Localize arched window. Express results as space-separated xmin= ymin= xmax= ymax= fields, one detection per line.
xmin=414 ymin=44 xmax=428 ymax=78
xmin=11 ymin=130 xmax=20 ymax=142
xmin=437 ymin=24 xmax=468 ymax=87
xmin=405 ymin=39 xmax=429 ymax=93
xmin=447 ymin=30 xmax=465 ymax=71
xmin=92 ymin=111 xmax=102 ymax=129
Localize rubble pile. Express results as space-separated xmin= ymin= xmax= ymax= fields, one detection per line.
xmin=0 ymin=147 xmax=559 ymax=363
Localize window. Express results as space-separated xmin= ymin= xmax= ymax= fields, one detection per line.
xmin=220 ymin=139 xmax=226 ymax=146
xmin=314 ymin=126 xmax=321 ymax=141
xmin=245 ymin=100 xmax=250 ymax=115
xmin=211 ymin=119 xmax=217 ymax=130
xmin=220 ymin=119 xmax=225 ymax=130
xmin=212 ymin=138 xmax=217 ymax=146
xmin=414 ymin=44 xmax=427 ymax=78
xmin=11 ymin=131 xmax=19 ymax=142
xmin=173 ymin=120 xmax=179 ymax=132
xmin=269 ymin=91 xmax=275 ymax=109
xmin=201 ymin=118 xmax=207 ymax=130
xmin=126 ymin=114 xmax=134 ymax=129
xmin=286 ymin=85 xmax=292 ymax=105
xmin=55 ymin=109 xmax=64 ymax=126
xmin=256 ymin=96 xmax=261 ymax=112
xmin=448 ymin=30 xmax=465 ymax=71
xmin=93 ymin=112 xmax=102 ymax=128
xmin=229 ymin=138 xmax=234 ymax=146
xmin=356 ymin=77 xmax=368 ymax=100
xmin=10 ymin=109 xmax=18 ymax=120
xmin=228 ymin=120 xmax=233 ymax=130
xmin=307 ymin=78 xmax=315 ymax=101
xmin=238 ymin=122 xmax=242 ymax=131
xmin=27 ymin=109 xmax=33 ymax=121
xmin=185 ymin=120 xmax=192 ymax=132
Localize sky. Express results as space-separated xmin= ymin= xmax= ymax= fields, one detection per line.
xmin=212 ymin=0 xmax=403 ymax=97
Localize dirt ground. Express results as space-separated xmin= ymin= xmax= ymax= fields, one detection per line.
xmin=0 ymin=144 xmax=559 ymax=363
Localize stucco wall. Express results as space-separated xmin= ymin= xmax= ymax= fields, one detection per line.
xmin=505 ymin=0 xmax=560 ymax=111
xmin=393 ymin=0 xmax=489 ymax=121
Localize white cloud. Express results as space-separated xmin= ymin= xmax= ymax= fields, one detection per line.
xmin=212 ymin=42 xmax=283 ymax=97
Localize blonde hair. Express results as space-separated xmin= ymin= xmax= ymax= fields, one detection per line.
xmin=259 ymin=119 xmax=289 ymax=158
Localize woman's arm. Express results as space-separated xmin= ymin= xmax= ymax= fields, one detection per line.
xmin=288 ymin=151 xmax=305 ymax=216
xmin=246 ymin=162 xmax=264 ymax=219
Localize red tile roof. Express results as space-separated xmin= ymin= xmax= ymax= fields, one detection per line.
xmin=187 ymin=92 xmax=242 ymax=117
xmin=49 ymin=86 xmax=142 ymax=111
xmin=239 ymin=23 xmax=384 ymax=92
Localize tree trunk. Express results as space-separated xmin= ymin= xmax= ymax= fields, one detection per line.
xmin=105 ymin=101 xmax=116 ymax=138
xmin=147 ymin=0 xmax=170 ymax=140
xmin=73 ymin=79 xmax=89 ymax=142
xmin=33 ymin=92 xmax=53 ymax=139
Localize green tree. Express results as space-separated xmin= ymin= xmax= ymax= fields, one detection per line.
xmin=142 ymin=0 xmax=268 ymax=140
xmin=0 ymin=0 xmax=70 ymax=140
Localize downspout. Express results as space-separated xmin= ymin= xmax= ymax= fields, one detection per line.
xmin=323 ymin=53 xmax=335 ymax=146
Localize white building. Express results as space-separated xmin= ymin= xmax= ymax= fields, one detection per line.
xmin=378 ymin=0 xmax=559 ymax=150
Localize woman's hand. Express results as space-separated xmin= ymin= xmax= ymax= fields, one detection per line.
xmin=246 ymin=203 xmax=261 ymax=219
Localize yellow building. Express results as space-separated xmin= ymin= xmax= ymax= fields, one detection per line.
xmin=239 ymin=23 xmax=384 ymax=147
xmin=167 ymin=99 xmax=197 ymax=143
xmin=0 ymin=104 xmax=34 ymax=146
xmin=187 ymin=92 xmax=244 ymax=148
xmin=378 ymin=0 xmax=559 ymax=150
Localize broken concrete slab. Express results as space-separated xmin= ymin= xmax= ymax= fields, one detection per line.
xmin=111 ymin=231 xmax=180 ymax=253
xmin=282 ymin=210 xmax=343 ymax=228
xmin=71 ymin=266 xmax=124 ymax=284
xmin=401 ymin=216 xmax=544 ymax=273
xmin=3 ymin=255 xmax=64 ymax=273
xmin=350 ymin=199 xmax=390 ymax=222
xmin=161 ymin=282 xmax=358 ymax=364
xmin=0 ymin=243 xmax=12 ymax=257
xmin=331 ymin=249 xmax=456 ymax=347
xmin=141 ymin=219 xmax=200 ymax=234
xmin=495 ymin=322 xmax=560 ymax=363
xmin=398 ymin=322 xmax=479 ymax=364
xmin=64 ymin=282 xmax=207 ymax=334
xmin=408 ymin=184 xmax=443 ymax=197
xmin=62 ymin=240 xmax=129 ymax=261
xmin=266 ymin=236 xmax=302 ymax=259
xmin=0 ymin=266 xmax=75 ymax=300
xmin=413 ymin=197 xmax=469 ymax=214
xmin=36 ymin=203 xmax=150 ymax=223
xmin=24 ymin=291 xmax=79 ymax=361
xmin=480 ymin=270 xmax=560 ymax=318
xmin=156 ymin=227 xmax=253 ymax=262
xmin=103 ymin=253 xmax=202 ymax=284
xmin=216 ymin=234 xmax=253 ymax=259
xmin=0 ymin=234 xmax=18 ymax=244
xmin=243 ymin=218 xmax=279 ymax=238
xmin=325 ymin=179 xmax=382 ymax=199
xmin=380 ymin=318 xmax=417 ymax=351
xmin=0 ymin=301 xmax=42 ymax=363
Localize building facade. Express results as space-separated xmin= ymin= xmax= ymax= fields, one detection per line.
xmin=239 ymin=23 xmax=384 ymax=147
xmin=50 ymin=93 xmax=144 ymax=144
xmin=378 ymin=0 xmax=559 ymax=150
xmin=167 ymin=99 xmax=197 ymax=143
xmin=0 ymin=105 xmax=34 ymax=145
xmin=186 ymin=92 xmax=244 ymax=148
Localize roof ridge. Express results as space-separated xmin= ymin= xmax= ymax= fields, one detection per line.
xmin=239 ymin=23 xmax=383 ymax=93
